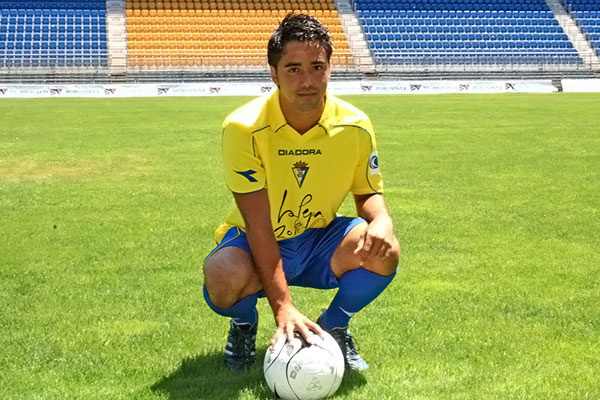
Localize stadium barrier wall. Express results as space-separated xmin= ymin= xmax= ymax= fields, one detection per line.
xmin=0 ymin=80 xmax=560 ymax=98
xmin=561 ymin=79 xmax=600 ymax=92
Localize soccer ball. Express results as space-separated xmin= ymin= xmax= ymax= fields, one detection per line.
xmin=263 ymin=331 xmax=345 ymax=400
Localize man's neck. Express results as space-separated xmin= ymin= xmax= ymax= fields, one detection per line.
xmin=280 ymin=98 xmax=325 ymax=135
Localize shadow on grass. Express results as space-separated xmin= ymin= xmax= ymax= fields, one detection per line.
xmin=151 ymin=349 xmax=367 ymax=399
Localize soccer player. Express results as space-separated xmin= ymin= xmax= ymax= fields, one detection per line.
xmin=203 ymin=13 xmax=400 ymax=371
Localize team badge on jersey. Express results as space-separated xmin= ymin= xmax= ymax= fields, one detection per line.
xmin=292 ymin=161 xmax=309 ymax=187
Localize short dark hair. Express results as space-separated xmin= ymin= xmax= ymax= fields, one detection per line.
xmin=267 ymin=13 xmax=333 ymax=67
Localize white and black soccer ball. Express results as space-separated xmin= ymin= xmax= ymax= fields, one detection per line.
xmin=263 ymin=331 xmax=345 ymax=400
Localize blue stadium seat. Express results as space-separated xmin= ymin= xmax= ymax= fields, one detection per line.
xmin=357 ymin=0 xmax=581 ymax=67
xmin=0 ymin=0 xmax=109 ymax=68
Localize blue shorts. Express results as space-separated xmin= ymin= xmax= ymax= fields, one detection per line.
xmin=205 ymin=216 xmax=364 ymax=292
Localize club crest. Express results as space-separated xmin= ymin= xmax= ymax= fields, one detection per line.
xmin=292 ymin=161 xmax=309 ymax=187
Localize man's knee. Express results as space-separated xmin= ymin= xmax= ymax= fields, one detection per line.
xmin=203 ymin=246 xmax=261 ymax=309
xmin=387 ymin=235 xmax=401 ymax=267
xmin=366 ymin=234 xmax=400 ymax=276
xmin=332 ymin=222 xmax=401 ymax=277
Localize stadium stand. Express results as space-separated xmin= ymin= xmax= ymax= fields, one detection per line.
xmin=0 ymin=0 xmax=108 ymax=69
xmin=124 ymin=0 xmax=353 ymax=70
xmin=562 ymin=0 xmax=600 ymax=56
xmin=354 ymin=0 xmax=585 ymax=70
xmin=0 ymin=0 xmax=599 ymax=81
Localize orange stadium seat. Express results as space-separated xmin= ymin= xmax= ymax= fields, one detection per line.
xmin=125 ymin=0 xmax=353 ymax=69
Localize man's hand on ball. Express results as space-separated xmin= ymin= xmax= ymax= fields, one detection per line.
xmin=270 ymin=303 xmax=324 ymax=348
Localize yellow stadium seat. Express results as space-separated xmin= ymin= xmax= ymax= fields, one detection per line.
xmin=128 ymin=0 xmax=357 ymax=70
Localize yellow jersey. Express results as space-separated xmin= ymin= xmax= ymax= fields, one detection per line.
xmin=216 ymin=89 xmax=383 ymax=242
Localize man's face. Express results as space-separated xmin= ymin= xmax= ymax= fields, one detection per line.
xmin=270 ymin=40 xmax=331 ymax=114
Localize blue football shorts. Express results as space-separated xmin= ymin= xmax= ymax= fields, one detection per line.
xmin=205 ymin=216 xmax=365 ymax=292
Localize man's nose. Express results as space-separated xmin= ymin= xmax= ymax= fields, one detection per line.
xmin=298 ymin=70 xmax=312 ymax=86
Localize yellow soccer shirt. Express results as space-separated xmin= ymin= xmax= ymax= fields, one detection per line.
xmin=215 ymin=89 xmax=383 ymax=242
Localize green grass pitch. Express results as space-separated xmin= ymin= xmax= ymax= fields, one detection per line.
xmin=1 ymin=93 xmax=599 ymax=399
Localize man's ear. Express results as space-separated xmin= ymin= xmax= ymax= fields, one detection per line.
xmin=270 ymin=65 xmax=279 ymax=86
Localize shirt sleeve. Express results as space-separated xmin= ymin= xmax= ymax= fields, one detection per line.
xmin=350 ymin=116 xmax=384 ymax=195
xmin=222 ymin=121 xmax=266 ymax=193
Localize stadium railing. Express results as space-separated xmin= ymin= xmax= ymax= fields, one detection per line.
xmin=125 ymin=52 xmax=359 ymax=73
xmin=372 ymin=51 xmax=591 ymax=73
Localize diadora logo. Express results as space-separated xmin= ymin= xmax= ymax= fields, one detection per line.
xmin=292 ymin=161 xmax=309 ymax=188
xmin=278 ymin=149 xmax=322 ymax=156
xmin=104 ymin=88 xmax=117 ymax=95
xmin=157 ymin=87 xmax=169 ymax=95
xmin=50 ymin=88 xmax=62 ymax=95
xmin=210 ymin=87 xmax=221 ymax=94
xmin=0 ymin=88 xmax=7 ymax=95
xmin=235 ymin=169 xmax=258 ymax=182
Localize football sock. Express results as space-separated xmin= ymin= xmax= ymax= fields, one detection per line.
xmin=203 ymin=285 xmax=258 ymax=326
xmin=319 ymin=267 xmax=397 ymax=330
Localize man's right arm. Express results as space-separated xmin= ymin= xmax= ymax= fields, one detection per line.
xmin=233 ymin=189 xmax=323 ymax=346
